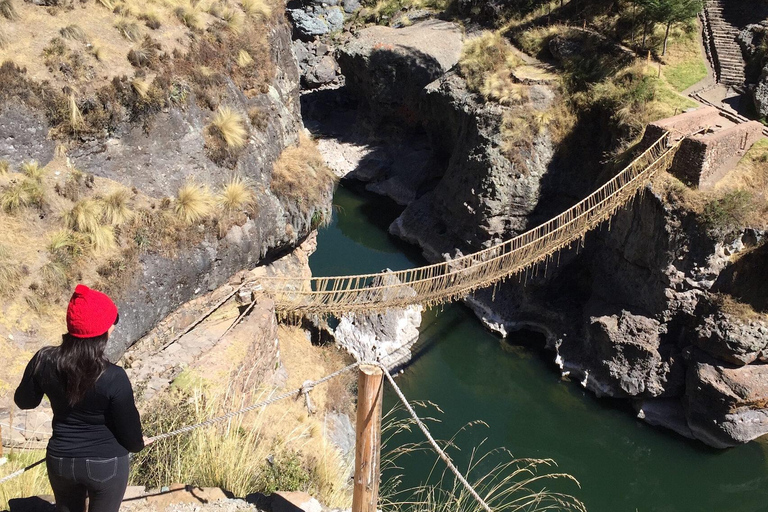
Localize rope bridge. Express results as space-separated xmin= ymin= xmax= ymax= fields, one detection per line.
xmin=259 ymin=133 xmax=679 ymax=315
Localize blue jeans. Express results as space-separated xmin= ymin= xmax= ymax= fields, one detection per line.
xmin=46 ymin=455 xmax=129 ymax=512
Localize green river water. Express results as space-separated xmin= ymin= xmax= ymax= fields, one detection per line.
xmin=309 ymin=185 xmax=768 ymax=512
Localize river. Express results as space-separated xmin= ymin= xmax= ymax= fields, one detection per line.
xmin=309 ymin=184 xmax=768 ymax=512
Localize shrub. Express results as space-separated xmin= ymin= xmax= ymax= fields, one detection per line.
xmin=175 ymin=182 xmax=213 ymax=224
xmin=210 ymin=106 xmax=248 ymax=149
xmin=218 ymin=176 xmax=253 ymax=213
xmin=702 ymin=190 xmax=753 ymax=235
xmin=271 ymin=134 xmax=336 ymax=213
xmin=0 ymin=0 xmax=18 ymax=20
xmin=60 ymin=25 xmax=88 ymax=42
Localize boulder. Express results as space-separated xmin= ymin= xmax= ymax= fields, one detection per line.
xmin=693 ymin=296 xmax=768 ymax=365
xmin=336 ymin=19 xmax=463 ymax=121
xmin=754 ymin=66 xmax=768 ymax=119
xmin=333 ymin=271 xmax=422 ymax=370
xmin=584 ymin=310 xmax=684 ymax=398
xmin=271 ymin=491 xmax=322 ymax=512
xmin=685 ymin=353 xmax=768 ymax=447
xmin=288 ymin=5 xmax=345 ymax=40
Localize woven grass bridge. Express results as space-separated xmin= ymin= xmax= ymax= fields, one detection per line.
xmin=259 ymin=133 xmax=679 ymax=315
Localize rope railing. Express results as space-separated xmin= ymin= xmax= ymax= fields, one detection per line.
xmin=258 ymin=134 xmax=679 ymax=314
xmin=0 ymin=361 xmax=496 ymax=512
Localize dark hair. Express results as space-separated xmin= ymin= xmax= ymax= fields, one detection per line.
xmin=56 ymin=333 xmax=110 ymax=406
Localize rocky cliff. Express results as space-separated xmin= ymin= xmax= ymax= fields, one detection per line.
xmin=311 ymin=16 xmax=768 ymax=448
xmin=0 ymin=11 xmax=331 ymax=365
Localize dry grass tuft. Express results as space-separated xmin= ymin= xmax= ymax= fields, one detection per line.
xmin=0 ymin=0 xmax=19 ymax=20
xmin=90 ymin=42 xmax=105 ymax=61
xmin=241 ymin=0 xmax=271 ymax=18
xmin=0 ymin=160 xmax=9 ymax=175
xmin=86 ymin=224 xmax=116 ymax=252
xmin=175 ymin=182 xmax=214 ymax=224
xmin=115 ymin=20 xmax=142 ymax=42
xmin=459 ymin=31 xmax=522 ymax=98
xmin=132 ymin=78 xmax=150 ymax=98
xmin=64 ymin=199 xmax=103 ymax=234
xmin=102 ymin=188 xmax=133 ymax=225
xmin=48 ymin=229 xmax=85 ymax=263
xmin=175 ymin=6 xmax=200 ymax=29
xmin=237 ymin=49 xmax=253 ymax=68
xmin=0 ymin=26 xmax=8 ymax=50
xmin=21 ymin=161 xmax=44 ymax=182
xmin=97 ymin=0 xmax=114 ymax=9
xmin=210 ymin=106 xmax=248 ymax=149
xmin=60 ymin=25 xmax=88 ymax=43
xmin=218 ymin=176 xmax=253 ymax=213
xmin=271 ymin=134 xmax=336 ymax=213
xmin=69 ymin=94 xmax=85 ymax=132
xmin=0 ymin=244 xmax=22 ymax=297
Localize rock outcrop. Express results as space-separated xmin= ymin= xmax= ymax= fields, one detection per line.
xmin=333 ymin=271 xmax=423 ymax=370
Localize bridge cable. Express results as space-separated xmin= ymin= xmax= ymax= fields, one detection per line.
xmin=377 ymin=362 xmax=494 ymax=512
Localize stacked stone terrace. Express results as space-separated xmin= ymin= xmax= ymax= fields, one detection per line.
xmin=644 ymin=106 xmax=763 ymax=189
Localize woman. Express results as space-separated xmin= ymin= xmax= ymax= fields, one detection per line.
xmin=14 ymin=284 xmax=145 ymax=512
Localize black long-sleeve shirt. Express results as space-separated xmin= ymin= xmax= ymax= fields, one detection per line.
xmin=14 ymin=348 xmax=145 ymax=457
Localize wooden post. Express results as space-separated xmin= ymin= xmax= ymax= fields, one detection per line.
xmin=352 ymin=365 xmax=384 ymax=512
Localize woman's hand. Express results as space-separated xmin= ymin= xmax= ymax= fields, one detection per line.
xmin=143 ymin=436 xmax=155 ymax=446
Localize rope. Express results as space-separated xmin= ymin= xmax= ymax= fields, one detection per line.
xmin=0 ymin=362 xmax=360 ymax=485
xmin=258 ymin=134 xmax=680 ymax=315
xmin=146 ymin=361 xmax=359 ymax=443
xmin=377 ymin=362 xmax=494 ymax=512
xmin=0 ymin=459 xmax=45 ymax=486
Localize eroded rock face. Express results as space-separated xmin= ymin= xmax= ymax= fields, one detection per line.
xmin=693 ymin=297 xmax=768 ymax=366
xmin=101 ymin=23 xmax=330 ymax=359
xmin=0 ymin=103 xmax=56 ymax=168
xmin=336 ymin=19 xmax=463 ymax=122
xmin=686 ymin=353 xmax=768 ymax=448
xmin=333 ymin=272 xmax=423 ymax=370
xmin=585 ymin=311 xmax=684 ymax=398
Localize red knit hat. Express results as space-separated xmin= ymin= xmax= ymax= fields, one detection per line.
xmin=66 ymin=284 xmax=119 ymax=338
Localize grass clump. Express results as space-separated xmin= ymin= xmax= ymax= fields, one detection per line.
xmin=115 ymin=20 xmax=142 ymax=42
xmin=21 ymin=161 xmax=44 ymax=182
xmin=174 ymin=182 xmax=213 ymax=224
xmin=175 ymin=6 xmax=200 ymax=29
xmin=458 ymin=31 xmax=522 ymax=101
xmin=1 ymin=178 xmax=46 ymax=213
xmin=65 ymin=198 xmax=103 ymax=234
xmin=271 ymin=134 xmax=336 ymax=213
xmin=702 ymin=190 xmax=754 ymax=235
xmin=380 ymin=403 xmax=586 ymax=512
xmin=210 ymin=107 xmax=248 ymax=149
xmin=218 ymin=176 xmax=253 ymax=213
xmin=241 ymin=0 xmax=271 ymax=18
xmin=237 ymin=49 xmax=253 ymax=68
xmin=0 ymin=160 xmax=9 ymax=175
xmin=102 ymin=188 xmax=133 ymax=225
xmin=0 ymin=0 xmax=19 ymax=20
xmin=60 ymin=25 xmax=88 ymax=43
xmin=0 ymin=244 xmax=22 ymax=297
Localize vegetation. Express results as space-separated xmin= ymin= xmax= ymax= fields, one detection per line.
xmin=271 ymin=134 xmax=337 ymax=213
xmin=210 ymin=107 xmax=248 ymax=149
xmin=0 ymin=450 xmax=51 ymax=511
xmin=0 ymin=0 xmax=18 ymax=20
xmin=174 ymin=182 xmax=214 ymax=224
xmin=632 ymin=0 xmax=703 ymax=55
xmin=458 ymin=31 xmax=524 ymax=104
xmin=218 ymin=176 xmax=253 ymax=213
xmin=380 ymin=403 xmax=586 ymax=512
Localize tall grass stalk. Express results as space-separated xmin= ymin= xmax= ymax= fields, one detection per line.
xmin=380 ymin=403 xmax=586 ymax=512
xmin=0 ymin=450 xmax=52 ymax=511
